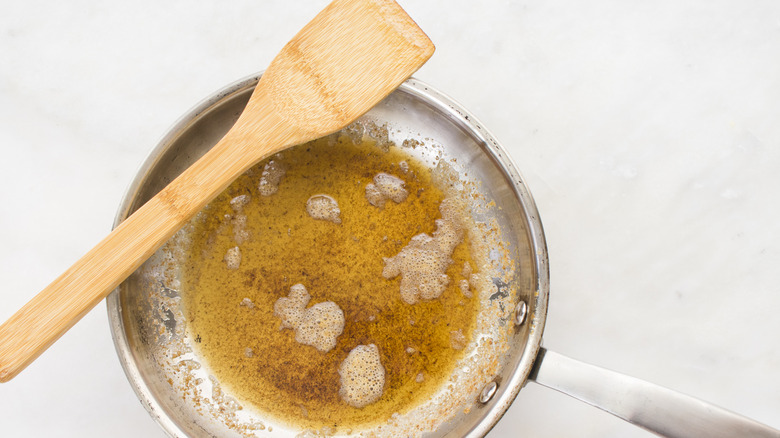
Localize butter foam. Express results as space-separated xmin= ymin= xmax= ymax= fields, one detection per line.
xmin=273 ymin=284 xmax=345 ymax=353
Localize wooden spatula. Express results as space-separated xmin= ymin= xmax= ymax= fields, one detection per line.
xmin=0 ymin=0 xmax=434 ymax=382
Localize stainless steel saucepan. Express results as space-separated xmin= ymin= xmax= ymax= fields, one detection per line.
xmin=107 ymin=74 xmax=780 ymax=437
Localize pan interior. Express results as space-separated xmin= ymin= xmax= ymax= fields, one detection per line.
xmin=108 ymin=77 xmax=547 ymax=438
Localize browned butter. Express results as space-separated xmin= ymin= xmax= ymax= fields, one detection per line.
xmin=182 ymin=132 xmax=479 ymax=431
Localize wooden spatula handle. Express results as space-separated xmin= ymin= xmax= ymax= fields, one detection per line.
xmin=0 ymin=0 xmax=433 ymax=383
xmin=0 ymin=128 xmax=269 ymax=383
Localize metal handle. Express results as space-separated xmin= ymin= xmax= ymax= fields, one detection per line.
xmin=529 ymin=348 xmax=780 ymax=438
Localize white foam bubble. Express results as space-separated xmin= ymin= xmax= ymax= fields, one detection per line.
xmin=230 ymin=194 xmax=251 ymax=212
xmin=382 ymin=198 xmax=466 ymax=304
xmin=462 ymin=262 xmax=472 ymax=278
xmin=274 ymin=284 xmax=312 ymax=329
xmin=224 ymin=246 xmax=241 ymax=270
xmin=258 ymin=160 xmax=285 ymax=196
xmin=365 ymin=182 xmax=385 ymax=207
xmin=273 ymin=284 xmax=345 ymax=352
xmin=365 ymin=173 xmax=408 ymax=207
xmin=306 ymin=194 xmax=342 ymax=224
xmin=232 ymin=213 xmax=251 ymax=245
xmin=338 ymin=344 xmax=385 ymax=408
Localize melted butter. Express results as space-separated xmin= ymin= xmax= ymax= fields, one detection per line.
xmin=182 ymin=133 xmax=479 ymax=431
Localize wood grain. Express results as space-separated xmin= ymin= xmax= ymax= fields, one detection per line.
xmin=0 ymin=0 xmax=433 ymax=382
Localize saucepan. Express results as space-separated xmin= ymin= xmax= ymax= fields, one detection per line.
xmin=107 ymin=74 xmax=780 ymax=437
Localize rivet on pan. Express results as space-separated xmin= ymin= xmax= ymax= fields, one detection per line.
xmin=514 ymin=300 xmax=528 ymax=326
xmin=479 ymin=381 xmax=498 ymax=404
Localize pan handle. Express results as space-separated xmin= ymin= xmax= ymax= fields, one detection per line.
xmin=529 ymin=348 xmax=780 ymax=438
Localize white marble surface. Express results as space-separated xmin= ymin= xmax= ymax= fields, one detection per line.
xmin=1 ymin=1 xmax=779 ymax=437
